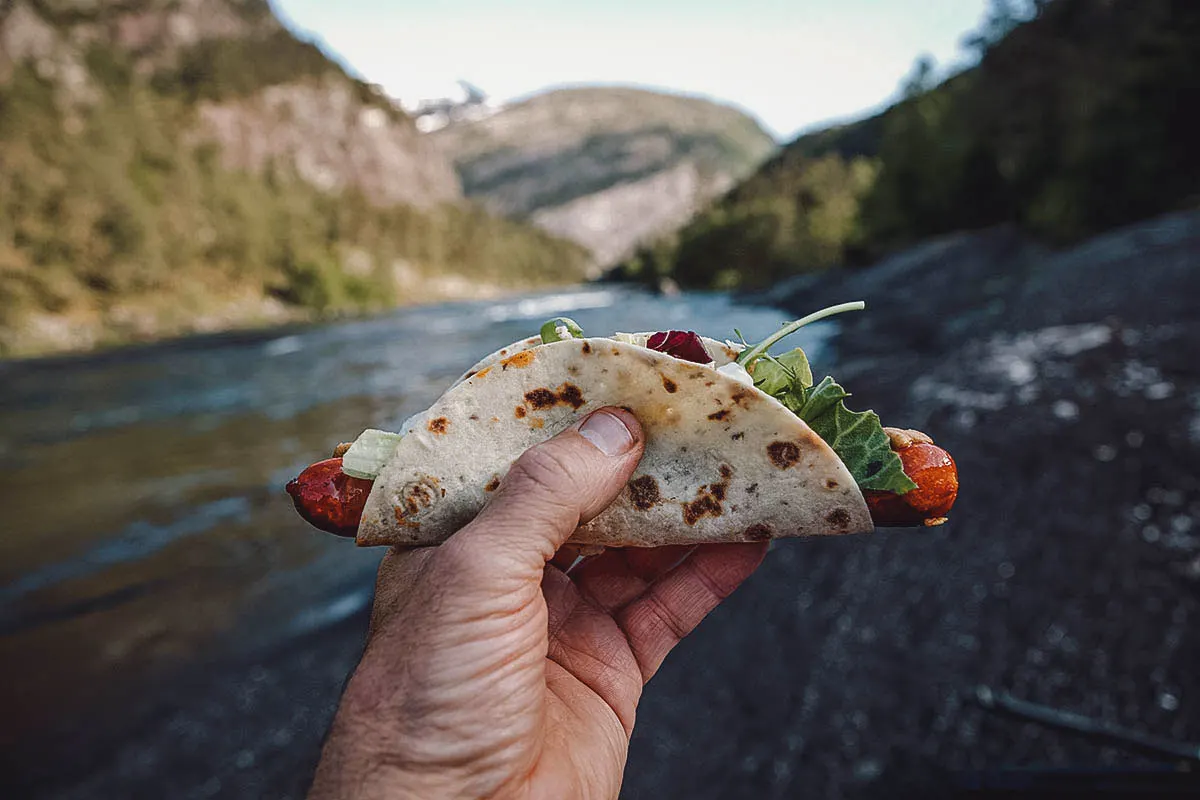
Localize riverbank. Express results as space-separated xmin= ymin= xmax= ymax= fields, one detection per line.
xmin=3 ymin=212 xmax=1198 ymax=798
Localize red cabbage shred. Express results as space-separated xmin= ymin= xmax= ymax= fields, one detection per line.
xmin=646 ymin=330 xmax=713 ymax=364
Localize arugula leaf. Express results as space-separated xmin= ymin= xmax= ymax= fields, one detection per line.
xmin=750 ymin=347 xmax=813 ymax=396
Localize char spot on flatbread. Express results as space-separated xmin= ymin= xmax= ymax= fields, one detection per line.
xmin=525 ymin=388 xmax=557 ymax=409
xmin=683 ymin=493 xmax=722 ymax=525
xmin=661 ymin=376 xmax=678 ymax=393
xmin=746 ymin=483 xmax=759 ymax=494
xmin=530 ymin=417 xmax=545 ymax=429
xmin=558 ymin=383 xmax=585 ymax=409
xmin=825 ymin=478 xmax=839 ymax=489
xmin=629 ymin=475 xmax=662 ymax=510
xmin=428 ymin=417 xmax=450 ymax=434
xmin=393 ymin=477 xmax=440 ymax=527
xmin=730 ymin=389 xmax=757 ymax=409
xmin=581 ymin=341 xmax=592 ymax=354
xmin=744 ymin=523 xmax=772 ymax=541
xmin=525 ymin=384 xmax=585 ymax=411
xmin=464 ymin=370 xmax=477 ymax=379
xmin=731 ymin=432 xmax=745 ymax=441
xmin=768 ymin=441 xmax=802 ymax=469
xmin=392 ymin=508 xmax=420 ymax=528
xmin=825 ymin=509 xmax=852 ymax=529
xmin=515 ymin=405 xmax=527 ymax=419
xmin=501 ymin=350 xmax=535 ymax=369
xmin=469 ymin=415 xmax=479 ymax=421
xmin=476 ymin=367 xmax=491 ymax=378
xmin=681 ymin=465 xmax=733 ymax=525
xmin=708 ymin=409 xmax=731 ymax=421
xmin=484 ymin=475 xmax=501 ymax=492
xmin=403 ymin=480 xmax=437 ymax=514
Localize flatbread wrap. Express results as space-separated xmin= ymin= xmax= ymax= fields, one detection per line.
xmin=286 ymin=303 xmax=959 ymax=547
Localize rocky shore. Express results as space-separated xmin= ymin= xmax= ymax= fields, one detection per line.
xmin=6 ymin=210 xmax=1198 ymax=799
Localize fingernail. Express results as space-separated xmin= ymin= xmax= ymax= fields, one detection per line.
xmin=578 ymin=409 xmax=636 ymax=456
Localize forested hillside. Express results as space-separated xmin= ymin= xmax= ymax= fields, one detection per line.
xmin=615 ymin=0 xmax=1200 ymax=290
xmin=0 ymin=0 xmax=590 ymax=356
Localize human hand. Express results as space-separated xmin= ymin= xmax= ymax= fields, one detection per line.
xmin=307 ymin=407 xmax=768 ymax=800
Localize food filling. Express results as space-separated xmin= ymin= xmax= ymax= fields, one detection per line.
xmin=287 ymin=302 xmax=959 ymax=535
xmin=334 ymin=302 xmax=926 ymax=501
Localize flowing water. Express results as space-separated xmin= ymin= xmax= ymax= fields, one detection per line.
xmin=0 ymin=286 xmax=829 ymax=760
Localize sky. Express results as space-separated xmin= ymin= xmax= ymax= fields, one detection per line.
xmin=270 ymin=0 xmax=992 ymax=141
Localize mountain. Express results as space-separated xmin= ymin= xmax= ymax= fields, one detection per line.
xmin=616 ymin=0 xmax=1200 ymax=291
xmin=0 ymin=0 xmax=590 ymax=358
xmin=431 ymin=86 xmax=778 ymax=266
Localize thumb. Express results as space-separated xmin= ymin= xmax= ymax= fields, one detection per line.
xmin=447 ymin=406 xmax=644 ymax=576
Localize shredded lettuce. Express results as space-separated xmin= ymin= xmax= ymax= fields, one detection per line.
xmin=341 ymin=429 xmax=404 ymax=480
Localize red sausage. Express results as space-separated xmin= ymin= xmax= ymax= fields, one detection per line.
xmin=285 ymin=458 xmax=374 ymax=538
xmin=864 ymin=442 xmax=958 ymax=527
xmin=287 ymin=442 xmax=959 ymax=536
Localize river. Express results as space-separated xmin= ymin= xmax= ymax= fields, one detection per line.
xmin=0 ymin=286 xmax=827 ymax=795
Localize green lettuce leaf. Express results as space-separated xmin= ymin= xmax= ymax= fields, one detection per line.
xmin=794 ymin=377 xmax=917 ymax=494
xmin=750 ymin=347 xmax=813 ymax=396
xmin=750 ymin=349 xmax=916 ymax=495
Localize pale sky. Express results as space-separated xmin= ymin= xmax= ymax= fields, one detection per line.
xmin=270 ymin=0 xmax=991 ymax=141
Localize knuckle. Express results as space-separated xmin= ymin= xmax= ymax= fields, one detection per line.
xmin=509 ymin=441 xmax=583 ymax=500
xmin=641 ymin=591 xmax=691 ymax=641
xmin=432 ymin=537 xmax=491 ymax=581
xmin=691 ymin=556 xmax=735 ymax=602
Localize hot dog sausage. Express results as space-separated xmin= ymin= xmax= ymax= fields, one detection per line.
xmin=287 ymin=436 xmax=959 ymax=537
xmin=285 ymin=457 xmax=374 ymax=538
xmin=863 ymin=440 xmax=958 ymax=527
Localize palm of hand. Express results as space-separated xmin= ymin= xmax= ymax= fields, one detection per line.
xmin=315 ymin=540 xmax=765 ymax=800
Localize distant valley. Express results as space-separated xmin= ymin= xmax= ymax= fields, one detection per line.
xmin=430 ymin=86 xmax=778 ymax=266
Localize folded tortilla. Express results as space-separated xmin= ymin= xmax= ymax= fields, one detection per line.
xmin=357 ymin=336 xmax=872 ymax=548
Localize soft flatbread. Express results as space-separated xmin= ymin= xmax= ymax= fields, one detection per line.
xmin=358 ymin=337 xmax=872 ymax=548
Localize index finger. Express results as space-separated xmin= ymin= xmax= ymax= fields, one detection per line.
xmin=614 ymin=541 xmax=767 ymax=682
